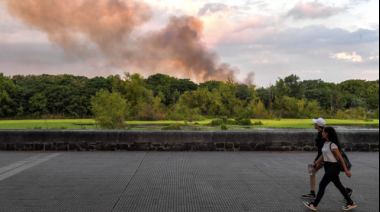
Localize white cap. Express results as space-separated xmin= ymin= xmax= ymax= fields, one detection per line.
xmin=312 ymin=118 xmax=326 ymax=127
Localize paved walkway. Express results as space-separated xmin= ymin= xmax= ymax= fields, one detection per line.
xmin=0 ymin=152 xmax=378 ymax=212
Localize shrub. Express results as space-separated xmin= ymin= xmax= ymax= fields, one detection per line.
xmin=336 ymin=110 xmax=350 ymax=120
xmin=161 ymin=124 xmax=181 ymax=130
xmin=220 ymin=116 xmax=229 ymax=124
xmin=91 ymin=90 xmax=130 ymax=129
xmin=193 ymin=114 xmax=206 ymax=121
xmin=253 ymin=121 xmax=264 ymax=126
xmin=349 ymin=107 xmax=366 ymax=120
xmin=60 ymin=126 xmax=67 ymax=130
xmin=234 ymin=117 xmax=252 ymax=125
xmin=221 ymin=125 xmax=229 ymax=130
xmin=210 ymin=119 xmax=224 ymax=126
xmin=34 ymin=126 xmax=42 ymax=129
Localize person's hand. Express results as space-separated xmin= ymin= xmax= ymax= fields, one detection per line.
xmin=345 ymin=170 xmax=352 ymax=178
xmin=311 ymin=163 xmax=316 ymax=168
xmin=315 ymin=163 xmax=322 ymax=170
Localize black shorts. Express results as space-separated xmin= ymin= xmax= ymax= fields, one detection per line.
xmin=314 ymin=161 xmax=324 ymax=168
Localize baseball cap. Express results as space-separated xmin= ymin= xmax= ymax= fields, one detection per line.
xmin=312 ymin=118 xmax=326 ymax=127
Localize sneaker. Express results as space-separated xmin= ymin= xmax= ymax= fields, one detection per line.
xmin=304 ymin=202 xmax=317 ymax=211
xmin=342 ymin=202 xmax=357 ymax=211
xmin=302 ymin=192 xmax=316 ymax=200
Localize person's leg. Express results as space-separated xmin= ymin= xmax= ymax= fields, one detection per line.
xmin=343 ymin=184 xmax=354 ymax=197
xmin=310 ymin=168 xmax=317 ymax=191
xmin=311 ymin=164 xmax=322 ymax=191
xmin=332 ymin=175 xmax=353 ymax=203
xmin=303 ymin=164 xmax=322 ymax=199
xmin=313 ymin=170 xmax=333 ymax=207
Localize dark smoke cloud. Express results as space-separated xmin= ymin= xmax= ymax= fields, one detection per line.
xmin=244 ymin=73 xmax=255 ymax=85
xmin=128 ymin=16 xmax=242 ymax=82
xmin=2 ymin=0 xmax=254 ymax=84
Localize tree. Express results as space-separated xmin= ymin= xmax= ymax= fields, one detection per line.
xmin=305 ymin=101 xmax=321 ymax=118
xmin=0 ymin=73 xmax=20 ymax=117
xmin=120 ymin=73 xmax=148 ymax=116
xmin=199 ymin=80 xmax=222 ymax=92
xmin=339 ymin=80 xmax=367 ymax=97
xmin=136 ymin=90 xmax=166 ymax=121
xmin=284 ymin=74 xmax=305 ymax=99
xmin=219 ymin=78 xmax=243 ymax=116
xmin=91 ymin=90 xmax=130 ymax=129
xmin=350 ymin=98 xmax=367 ymax=109
xmin=29 ymin=93 xmax=48 ymax=113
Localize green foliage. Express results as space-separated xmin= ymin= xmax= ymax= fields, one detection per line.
xmin=234 ymin=117 xmax=252 ymax=125
xmin=34 ymin=126 xmax=42 ymax=129
xmin=350 ymin=98 xmax=367 ymax=109
xmin=161 ymin=124 xmax=181 ymax=130
xmin=199 ymin=80 xmax=222 ymax=92
xmin=336 ymin=110 xmax=350 ymax=120
xmin=0 ymin=73 xmax=21 ymax=118
xmin=349 ymin=107 xmax=367 ymax=120
xmin=1 ymin=72 xmax=379 ymax=121
xmin=136 ymin=90 xmax=165 ymax=121
xmin=284 ymin=74 xmax=305 ymax=99
xmin=29 ymin=93 xmax=48 ymax=113
xmin=211 ymin=119 xmax=224 ymax=126
xmin=220 ymin=116 xmax=229 ymax=124
xmin=91 ymin=90 xmax=130 ymax=129
xmin=373 ymin=108 xmax=379 ymax=119
xmin=253 ymin=121 xmax=264 ymax=126
xmin=221 ymin=125 xmax=229 ymax=130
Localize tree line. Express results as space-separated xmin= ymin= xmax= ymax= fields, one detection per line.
xmin=0 ymin=72 xmax=379 ymax=121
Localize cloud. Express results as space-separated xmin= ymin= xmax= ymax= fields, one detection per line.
xmin=198 ymin=3 xmax=234 ymax=16
xmin=243 ymin=0 xmax=270 ymax=10
xmin=287 ymin=1 xmax=346 ymax=20
xmin=330 ymin=52 xmax=363 ymax=62
xmin=349 ymin=0 xmax=371 ymax=5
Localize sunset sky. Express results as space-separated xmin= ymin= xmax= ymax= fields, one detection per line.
xmin=0 ymin=0 xmax=378 ymax=87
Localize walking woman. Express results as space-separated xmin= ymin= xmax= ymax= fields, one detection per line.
xmin=304 ymin=127 xmax=357 ymax=211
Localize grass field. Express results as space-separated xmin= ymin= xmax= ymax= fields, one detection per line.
xmin=0 ymin=119 xmax=378 ymax=130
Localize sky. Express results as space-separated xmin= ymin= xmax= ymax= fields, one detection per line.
xmin=0 ymin=0 xmax=378 ymax=87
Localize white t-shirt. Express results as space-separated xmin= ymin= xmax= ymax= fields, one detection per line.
xmin=322 ymin=142 xmax=338 ymax=163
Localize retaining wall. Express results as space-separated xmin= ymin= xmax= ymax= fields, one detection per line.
xmin=0 ymin=130 xmax=378 ymax=152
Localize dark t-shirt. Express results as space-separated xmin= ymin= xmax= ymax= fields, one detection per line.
xmin=315 ymin=130 xmax=326 ymax=162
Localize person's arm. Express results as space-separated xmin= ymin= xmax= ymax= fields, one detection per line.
xmin=333 ymin=148 xmax=352 ymax=178
xmin=312 ymin=155 xmax=323 ymax=167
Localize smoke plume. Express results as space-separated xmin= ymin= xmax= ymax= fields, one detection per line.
xmin=2 ymin=0 xmax=152 ymax=57
xmin=2 ymin=0 xmax=254 ymax=84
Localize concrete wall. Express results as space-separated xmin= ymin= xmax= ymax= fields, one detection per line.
xmin=0 ymin=130 xmax=378 ymax=152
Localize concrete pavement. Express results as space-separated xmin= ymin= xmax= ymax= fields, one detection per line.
xmin=0 ymin=152 xmax=378 ymax=212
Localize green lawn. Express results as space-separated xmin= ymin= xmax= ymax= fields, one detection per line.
xmin=0 ymin=119 xmax=378 ymax=130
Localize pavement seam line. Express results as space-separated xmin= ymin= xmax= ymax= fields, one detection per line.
xmin=0 ymin=153 xmax=61 ymax=182
xmin=0 ymin=154 xmax=49 ymax=175
xmin=111 ymin=151 xmax=148 ymax=212
xmin=238 ymin=152 xmax=299 ymax=200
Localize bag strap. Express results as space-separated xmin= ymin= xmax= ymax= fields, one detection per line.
xmin=330 ymin=142 xmax=339 ymax=161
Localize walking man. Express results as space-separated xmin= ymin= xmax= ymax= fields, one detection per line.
xmin=301 ymin=118 xmax=354 ymax=200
